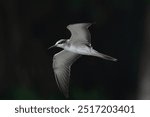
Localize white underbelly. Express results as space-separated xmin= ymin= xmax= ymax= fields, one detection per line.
xmin=65 ymin=45 xmax=91 ymax=55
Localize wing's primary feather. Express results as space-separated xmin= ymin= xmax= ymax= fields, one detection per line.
xmin=67 ymin=23 xmax=92 ymax=45
xmin=53 ymin=50 xmax=80 ymax=97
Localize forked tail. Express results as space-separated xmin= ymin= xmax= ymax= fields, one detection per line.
xmin=91 ymin=49 xmax=117 ymax=62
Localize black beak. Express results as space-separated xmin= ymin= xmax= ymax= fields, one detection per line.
xmin=48 ymin=45 xmax=56 ymax=50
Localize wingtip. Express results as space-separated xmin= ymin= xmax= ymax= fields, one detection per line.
xmin=67 ymin=22 xmax=94 ymax=29
xmin=96 ymin=52 xmax=118 ymax=62
xmin=61 ymin=90 xmax=69 ymax=98
xmin=112 ymin=58 xmax=118 ymax=62
xmin=63 ymin=90 xmax=69 ymax=98
xmin=106 ymin=57 xmax=118 ymax=62
xmin=64 ymin=94 xmax=69 ymax=98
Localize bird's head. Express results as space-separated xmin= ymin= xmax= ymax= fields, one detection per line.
xmin=48 ymin=39 xmax=67 ymax=49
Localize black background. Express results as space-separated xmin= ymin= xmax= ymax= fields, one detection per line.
xmin=0 ymin=0 xmax=147 ymax=99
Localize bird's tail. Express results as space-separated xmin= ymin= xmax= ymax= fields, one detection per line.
xmin=91 ymin=49 xmax=117 ymax=62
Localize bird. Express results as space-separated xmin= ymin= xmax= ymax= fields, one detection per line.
xmin=48 ymin=23 xmax=117 ymax=98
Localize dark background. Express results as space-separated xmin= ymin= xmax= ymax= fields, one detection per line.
xmin=0 ymin=0 xmax=149 ymax=99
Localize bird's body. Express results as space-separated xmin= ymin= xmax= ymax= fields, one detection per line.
xmin=49 ymin=23 xmax=117 ymax=98
xmin=64 ymin=43 xmax=91 ymax=55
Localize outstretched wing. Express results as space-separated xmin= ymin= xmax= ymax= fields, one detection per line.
xmin=67 ymin=23 xmax=92 ymax=45
xmin=53 ymin=50 xmax=80 ymax=98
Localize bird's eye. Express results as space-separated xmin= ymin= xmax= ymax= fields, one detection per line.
xmin=58 ymin=40 xmax=66 ymax=44
xmin=58 ymin=42 xmax=63 ymax=44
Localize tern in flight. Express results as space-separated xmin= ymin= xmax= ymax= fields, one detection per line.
xmin=48 ymin=23 xmax=117 ymax=98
